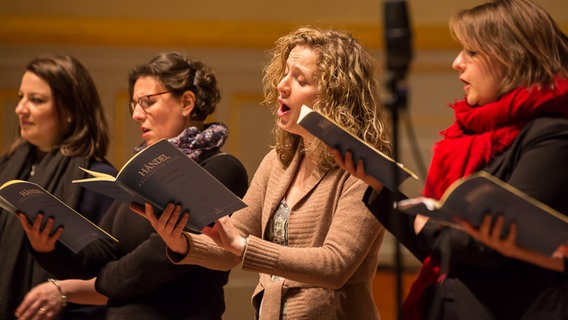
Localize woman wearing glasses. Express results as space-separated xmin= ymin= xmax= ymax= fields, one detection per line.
xmin=17 ymin=51 xmax=249 ymax=319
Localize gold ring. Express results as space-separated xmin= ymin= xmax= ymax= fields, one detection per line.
xmin=39 ymin=307 xmax=47 ymax=313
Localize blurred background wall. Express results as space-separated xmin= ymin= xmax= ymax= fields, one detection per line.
xmin=1 ymin=0 xmax=565 ymax=319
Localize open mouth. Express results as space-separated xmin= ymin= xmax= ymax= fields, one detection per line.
xmin=277 ymin=103 xmax=291 ymax=117
xmin=460 ymin=79 xmax=471 ymax=92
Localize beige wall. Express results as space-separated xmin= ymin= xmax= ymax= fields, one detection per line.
xmin=0 ymin=1 xmax=566 ymax=319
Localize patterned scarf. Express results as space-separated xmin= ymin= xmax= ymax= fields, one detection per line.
xmin=134 ymin=122 xmax=229 ymax=163
xmin=402 ymin=77 xmax=568 ymax=319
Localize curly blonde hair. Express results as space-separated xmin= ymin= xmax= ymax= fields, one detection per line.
xmin=263 ymin=26 xmax=391 ymax=170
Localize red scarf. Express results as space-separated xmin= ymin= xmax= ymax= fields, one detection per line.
xmin=402 ymin=77 xmax=568 ymax=319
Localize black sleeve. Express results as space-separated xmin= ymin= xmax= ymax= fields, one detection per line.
xmin=201 ymin=153 xmax=249 ymax=198
xmin=32 ymin=161 xmax=120 ymax=279
xmin=94 ymin=153 xmax=249 ymax=299
xmin=32 ymin=237 xmax=118 ymax=280
xmin=95 ymin=233 xmax=196 ymax=299
xmin=78 ymin=160 xmax=118 ymax=225
xmin=363 ymin=187 xmax=427 ymax=261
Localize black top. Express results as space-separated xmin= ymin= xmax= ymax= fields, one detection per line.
xmin=0 ymin=143 xmax=117 ymax=320
xmin=35 ymin=152 xmax=249 ymax=320
xmin=366 ymin=117 xmax=568 ymax=319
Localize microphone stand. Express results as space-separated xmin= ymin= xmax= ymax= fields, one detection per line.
xmin=382 ymin=1 xmax=414 ymax=318
xmin=384 ymin=72 xmax=408 ymax=320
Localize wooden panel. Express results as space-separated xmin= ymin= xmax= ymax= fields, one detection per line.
xmin=226 ymin=93 xmax=273 ymax=182
xmin=0 ymin=16 xmax=465 ymax=50
xmin=0 ymin=89 xmax=19 ymax=153
xmin=110 ymin=91 xmax=140 ymax=168
xmin=374 ymin=269 xmax=420 ymax=320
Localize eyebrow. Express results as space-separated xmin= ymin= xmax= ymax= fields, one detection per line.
xmin=288 ymin=63 xmax=316 ymax=82
xmin=21 ymin=91 xmax=50 ymax=98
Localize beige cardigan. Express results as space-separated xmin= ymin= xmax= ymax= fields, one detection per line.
xmin=172 ymin=149 xmax=385 ymax=319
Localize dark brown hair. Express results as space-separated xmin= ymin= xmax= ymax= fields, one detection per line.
xmin=10 ymin=53 xmax=109 ymax=159
xmin=128 ymin=51 xmax=220 ymax=121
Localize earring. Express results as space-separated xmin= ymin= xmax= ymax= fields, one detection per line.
xmin=67 ymin=117 xmax=72 ymax=123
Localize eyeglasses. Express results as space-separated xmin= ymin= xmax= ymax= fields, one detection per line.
xmin=129 ymin=91 xmax=172 ymax=114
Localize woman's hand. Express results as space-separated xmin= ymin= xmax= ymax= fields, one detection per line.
xmin=130 ymin=202 xmax=189 ymax=255
xmin=456 ymin=214 xmax=518 ymax=257
xmin=202 ymin=216 xmax=246 ymax=257
xmin=17 ymin=212 xmax=61 ymax=253
xmin=329 ymin=148 xmax=383 ymax=192
xmin=14 ymin=281 xmax=63 ymax=320
xmin=202 ymin=217 xmax=246 ymax=257
xmin=456 ymin=214 xmax=565 ymax=272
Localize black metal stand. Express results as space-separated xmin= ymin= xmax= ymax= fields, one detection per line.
xmin=384 ymin=74 xmax=409 ymax=320
xmin=382 ymin=0 xmax=415 ymax=318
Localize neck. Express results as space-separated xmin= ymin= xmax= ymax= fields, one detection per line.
xmin=297 ymin=154 xmax=316 ymax=182
xmin=187 ymin=120 xmax=205 ymax=131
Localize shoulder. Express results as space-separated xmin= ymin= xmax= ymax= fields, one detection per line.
xmin=522 ymin=116 xmax=568 ymax=139
xmin=507 ymin=116 xmax=568 ymax=153
xmin=492 ymin=116 xmax=568 ymax=166
xmin=487 ymin=116 xmax=568 ymax=212
xmin=201 ymin=152 xmax=246 ymax=175
xmin=259 ymin=149 xmax=279 ymax=165
xmin=334 ymin=168 xmax=372 ymax=195
xmin=251 ymin=149 xmax=281 ymax=175
xmin=201 ymin=152 xmax=249 ymax=198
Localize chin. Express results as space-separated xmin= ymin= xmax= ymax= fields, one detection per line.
xmin=465 ymin=97 xmax=478 ymax=107
xmin=145 ymin=138 xmax=158 ymax=146
xmin=276 ymin=119 xmax=287 ymax=131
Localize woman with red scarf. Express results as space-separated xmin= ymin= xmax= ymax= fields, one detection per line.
xmin=334 ymin=0 xmax=568 ymax=319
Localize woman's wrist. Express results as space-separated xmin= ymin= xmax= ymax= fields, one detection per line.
xmin=48 ymin=278 xmax=67 ymax=307
xmin=240 ymin=236 xmax=249 ymax=259
xmin=172 ymin=233 xmax=190 ymax=256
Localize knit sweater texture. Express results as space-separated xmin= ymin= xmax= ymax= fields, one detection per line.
xmin=175 ymin=149 xmax=386 ymax=320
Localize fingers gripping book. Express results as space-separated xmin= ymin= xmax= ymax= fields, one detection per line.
xmin=0 ymin=180 xmax=117 ymax=253
xmin=396 ymin=171 xmax=568 ymax=256
xmin=72 ymin=139 xmax=247 ymax=232
xmin=297 ymin=105 xmax=418 ymax=191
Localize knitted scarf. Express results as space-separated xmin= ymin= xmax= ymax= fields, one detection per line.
xmin=134 ymin=122 xmax=228 ymax=163
xmin=402 ymin=77 xmax=568 ymax=319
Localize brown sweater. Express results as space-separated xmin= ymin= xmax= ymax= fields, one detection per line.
xmin=174 ymin=149 xmax=385 ymax=319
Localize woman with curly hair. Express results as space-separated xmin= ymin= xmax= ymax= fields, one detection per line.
xmin=135 ymin=27 xmax=391 ymax=319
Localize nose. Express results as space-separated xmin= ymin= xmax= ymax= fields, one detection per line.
xmin=277 ymin=74 xmax=290 ymax=97
xmin=15 ymin=97 xmax=28 ymax=116
xmin=131 ymin=103 xmax=146 ymax=122
xmin=452 ymin=51 xmax=465 ymax=71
